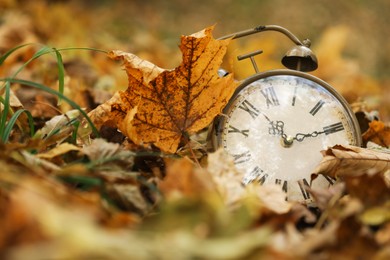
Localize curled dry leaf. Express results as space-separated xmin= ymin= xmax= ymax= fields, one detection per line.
xmin=313 ymin=144 xmax=390 ymax=179
xmin=313 ymin=145 xmax=390 ymax=207
xmin=89 ymin=26 xmax=237 ymax=153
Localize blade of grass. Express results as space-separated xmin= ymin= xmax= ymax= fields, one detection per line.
xmin=70 ymin=120 xmax=80 ymax=144
xmin=2 ymin=109 xmax=35 ymax=143
xmin=2 ymin=45 xmax=107 ymax=91
xmin=45 ymin=116 xmax=80 ymax=139
xmin=53 ymin=48 xmax=65 ymax=105
xmin=7 ymin=46 xmax=52 ymax=82
xmin=0 ymin=78 xmax=100 ymax=137
xmin=0 ymin=43 xmax=33 ymax=66
xmin=55 ymin=47 xmax=108 ymax=54
xmin=57 ymin=175 xmax=103 ymax=191
xmin=0 ymin=81 xmax=11 ymax=139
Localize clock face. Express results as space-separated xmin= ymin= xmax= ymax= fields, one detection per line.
xmin=215 ymin=71 xmax=361 ymax=202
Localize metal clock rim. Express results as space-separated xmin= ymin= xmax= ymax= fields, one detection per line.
xmin=212 ymin=69 xmax=362 ymax=148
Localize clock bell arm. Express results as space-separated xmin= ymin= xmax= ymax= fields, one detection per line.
xmin=218 ymin=25 xmax=318 ymax=72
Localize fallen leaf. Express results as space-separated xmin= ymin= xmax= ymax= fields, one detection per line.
xmin=108 ymin=184 xmax=153 ymax=215
xmin=18 ymin=150 xmax=61 ymax=172
xmin=158 ymin=157 xmax=215 ymax=199
xmin=344 ymin=173 xmax=390 ymax=207
xmin=245 ymin=183 xmax=292 ymax=215
xmin=0 ymin=187 xmax=46 ymax=251
xmin=304 ymin=182 xmax=345 ymax=211
xmin=313 ymin=145 xmax=390 ymax=207
xmin=207 ymin=149 xmax=292 ymax=215
xmin=362 ymin=120 xmax=390 ymax=148
xmin=81 ymin=138 xmax=134 ymax=166
xmin=329 ymin=216 xmax=380 ymax=259
xmin=34 ymin=109 xmax=81 ymax=141
xmin=206 ymin=148 xmax=245 ymax=207
xmin=37 ymin=142 xmax=80 ymax=159
xmin=360 ymin=205 xmax=390 ymax=226
xmin=313 ymin=145 xmax=390 ymax=179
xmin=376 ymin=223 xmax=390 ymax=245
xmin=311 ymin=145 xmax=390 ymax=214
xmin=90 ymin=26 xmax=237 ymax=153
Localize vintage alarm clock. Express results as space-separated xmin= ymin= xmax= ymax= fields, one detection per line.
xmin=210 ymin=25 xmax=362 ymax=202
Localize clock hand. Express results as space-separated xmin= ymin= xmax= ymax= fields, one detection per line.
xmin=262 ymin=115 xmax=294 ymax=144
xmin=293 ymin=130 xmax=326 ymax=142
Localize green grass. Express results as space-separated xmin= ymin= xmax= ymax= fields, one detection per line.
xmin=0 ymin=44 xmax=107 ymax=143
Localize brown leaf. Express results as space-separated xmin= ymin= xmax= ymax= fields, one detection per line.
xmin=0 ymin=189 xmax=46 ymax=251
xmin=90 ymin=26 xmax=237 ymax=153
xmin=313 ymin=145 xmax=390 ymax=179
xmin=158 ymin=157 xmax=215 ymax=199
xmin=362 ymin=120 xmax=390 ymax=148
xmin=313 ymin=145 xmax=390 ymax=207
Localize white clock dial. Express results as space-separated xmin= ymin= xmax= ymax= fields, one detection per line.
xmin=213 ymin=71 xmax=361 ymax=202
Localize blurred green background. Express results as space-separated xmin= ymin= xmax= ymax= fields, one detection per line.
xmin=1 ymin=0 xmax=389 ymax=116
xmin=1 ymin=0 xmax=389 ymax=75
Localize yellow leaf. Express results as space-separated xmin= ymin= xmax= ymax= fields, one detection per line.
xmin=90 ymin=26 xmax=237 ymax=153
xmin=363 ymin=120 xmax=390 ymax=148
xmin=360 ymin=206 xmax=390 ymax=226
xmin=37 ymin=143 xmax=80 ymax=159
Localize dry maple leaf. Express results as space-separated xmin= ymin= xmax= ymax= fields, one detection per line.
xmin=90 ymin=26 xmax=237 ymax=153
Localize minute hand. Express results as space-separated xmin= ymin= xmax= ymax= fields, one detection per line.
xmin=293 ymin=130 xmax=326 ymax=142
xmin=293 ymin=122 xmax=345 ymax=142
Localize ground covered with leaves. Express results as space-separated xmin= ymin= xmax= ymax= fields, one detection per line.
xmin=1 ymin=1 xmax=390 ymax=259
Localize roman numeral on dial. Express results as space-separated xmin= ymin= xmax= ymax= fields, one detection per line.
xmin=228 ymin=125 xmax=249 ymax=137
xmin=275 ymin=178 xmax=288 ymax=193
xmin=242 ymin=166 xmax=267 ymax=185
xmin=291 ymin=86 xmax=298 ymax=106
xmin=324 ymin=175 xmax=336 ymax=185
xmin=238 ymin=100 xmax=259 ymax=119
xmin=298 ymin=178 xmax=311 ymax=200
xmin=261 ymin=86 xmax=280 ymax=108
xmin=232 ymin=151 xmax=251 ymax=164
xmin=309 ymin=100 xmax=325 ymax=116
xmin=250 ymin=166 xmax=267 ymax=185
xmin=323 ymin=122 xmax=344 ymax=135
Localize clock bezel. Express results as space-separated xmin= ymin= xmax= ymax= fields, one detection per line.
xmin=210 ymin=69 xmax=362 ymax=151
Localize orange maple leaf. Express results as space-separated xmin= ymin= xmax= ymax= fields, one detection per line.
xmin=91 ymin=26 xmax=237 ymax=153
